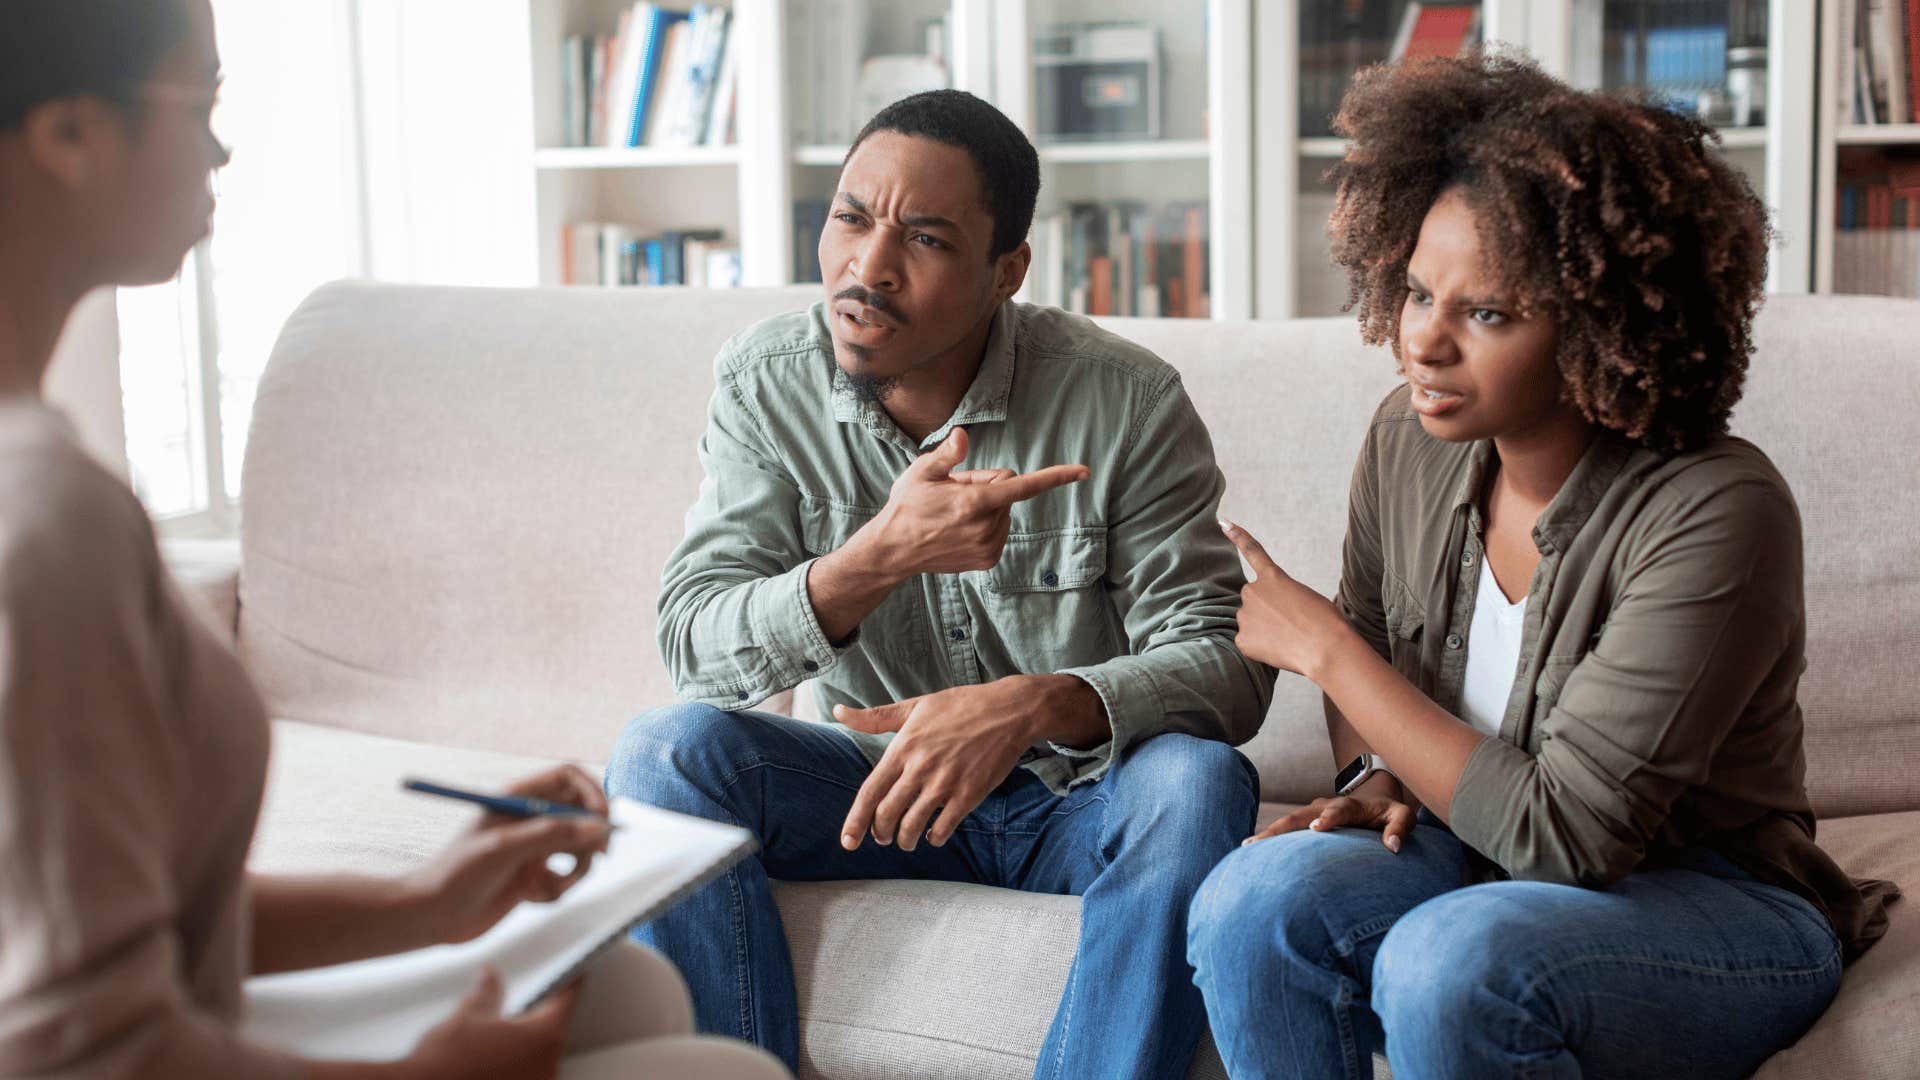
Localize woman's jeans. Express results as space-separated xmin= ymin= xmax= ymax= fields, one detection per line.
xmin=1186 ymin=818 xmax=1843 ymax=1080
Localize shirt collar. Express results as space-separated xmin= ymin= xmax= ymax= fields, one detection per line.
xmin=1450 ymin=432 xmax=1639 ymax=554
xmin=829 ymin=302 xmax=1018 ymax=450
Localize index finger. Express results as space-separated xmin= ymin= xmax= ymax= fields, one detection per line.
xmin=977 ymin=464 xmax=1090 ymax=507
xmin=1219 ymin=518 xmax=1281 ymax=577
xmin=841 ymin=753 xmax=905 ymax=851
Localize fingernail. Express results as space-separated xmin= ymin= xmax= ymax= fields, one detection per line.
xmin=841 ymin=834 xmax=857 ymax=849
xmin=1240 ymin=837 xmax=1254 ymax=846
xmin=1386 ymin=835 xmax=1402 ymax=853
xmin=1308 ymin=817 xmax=1322 ymax=830
xmin=1218 ymin=518 xmax=1236 ymax=533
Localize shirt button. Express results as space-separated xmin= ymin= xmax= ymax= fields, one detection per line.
xmin=949 ymin=628 xmax=968 ymax=641
xmin=735 ymin=691 xmax=749 ymax=701
xmin=802 ymin=660 xmax=818 ymax=672
xmin=1461 ymin=552 xmax=1475 ymax=567
xmin=1042 ymin=571 xmax=1060 ymax=587
xmin=1445 ymin=633 xmax=1464 ymax=650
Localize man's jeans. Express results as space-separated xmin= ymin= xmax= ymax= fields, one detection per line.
xmin=1186 ymin=817 xmax=1844 ymax=1080
xmin=606 ymin=704 xmax=1258 ymax=1080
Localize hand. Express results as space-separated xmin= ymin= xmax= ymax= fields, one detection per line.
xmin=403 ymin=968 xmax=577 ymax=1080
xmin=833 ymin=676 xmax=1097 ymax=851
xmin=403 ymin=766 xmax=613 ymax=946
xmin=1221 ymin=519 xmax=1351 ymax=678
xmin=860 ymin=427 xmax=1089 ymax=579
xmin=1246 ymin=779 xmax=1415 ymax=853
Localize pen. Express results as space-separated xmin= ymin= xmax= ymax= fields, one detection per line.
xmin=402 ymin=778 xmax=616 ymax=826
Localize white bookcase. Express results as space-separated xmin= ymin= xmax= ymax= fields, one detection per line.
xmin=1815 ymin=0 xmax=1920 ymax=294
xmin=523 ymin=1 xmax=1859 ymax=320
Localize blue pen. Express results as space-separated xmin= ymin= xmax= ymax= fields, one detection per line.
xmin=402 ymin=778 xmax=614 ymax=825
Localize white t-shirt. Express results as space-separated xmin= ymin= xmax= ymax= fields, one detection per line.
xmin=1460 ymin=559 xmax=1529 ymax=738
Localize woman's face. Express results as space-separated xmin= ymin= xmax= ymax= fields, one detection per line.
xmin=1397 ymin=186 xmax=1573 ymax=444
xmin=103 ymin=0 xmax=228 ymax=285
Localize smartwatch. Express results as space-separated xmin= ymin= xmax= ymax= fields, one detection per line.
xmin=1335 ymin=753 xmax=1393 ymax=796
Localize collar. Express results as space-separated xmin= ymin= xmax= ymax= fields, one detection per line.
xmin=1450 ymin=432 xmax=1639 ymax=555
xmin=830 ymin=302 xmax=1018 ymax=450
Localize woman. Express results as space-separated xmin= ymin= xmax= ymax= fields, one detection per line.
xmin=1186 ymin=54 xmax=1899 ymax=1079
xmin=0 ymin=3 xmax=785 ymax=1077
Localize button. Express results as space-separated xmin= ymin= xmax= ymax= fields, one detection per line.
xmin=1445 ymin=633 xmax=1464 ymax=650
xmin=1461 ymin=552 xmax=1475 ymax=567
xmin=802 ymin=660 xmax=819 ymax=672
xmin=735 ymin=691 xmax=749 ymax=701
xmin=1042 ymin=571 xmax=1060 ymax=587
xmin=949 ymin=628 xmax=968 ymax=641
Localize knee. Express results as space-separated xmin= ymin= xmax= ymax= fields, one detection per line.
xmin=1372 ymin=890 xmax=1537 ymax=1033
xmin=1187 ymin=831 xmax=1347 ymax=969
xmin=1110 ymin=734 xmax=1258 ymax=838
xmin=606 ymin=702 xmax=742 ymax=799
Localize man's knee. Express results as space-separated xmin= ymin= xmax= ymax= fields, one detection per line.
xmin=1109 ymin=734 xmax=1258 ymax=838
xmin=607 ymin=702 xmax=744 ymax=799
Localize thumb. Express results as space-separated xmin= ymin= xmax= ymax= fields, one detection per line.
xmin=833 ymin=700 xmax=912 ymax=734
xmin=916 ymin=426 xmax=968 ymax=480
xmin=1219 ymin=518 xmax=1281 ymax=579
xmin=460 ymin=967 xmax=505 ymax=1016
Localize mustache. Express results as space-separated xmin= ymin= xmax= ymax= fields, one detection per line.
xmin=834 ymin=285 xmax=909 ymax=326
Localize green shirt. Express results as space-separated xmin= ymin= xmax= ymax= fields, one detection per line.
xmin=1342 ymin=385 xmax=1898 ymax=959
xmin=658 ymin=300 xmax=1275 ymax=793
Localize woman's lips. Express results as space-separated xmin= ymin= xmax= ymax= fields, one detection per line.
xmin=1410 ymin=384 xmax=1465 ymax=417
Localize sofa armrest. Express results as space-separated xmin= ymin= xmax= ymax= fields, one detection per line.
xmin=161 ymin=538 xmax=242 ymax=645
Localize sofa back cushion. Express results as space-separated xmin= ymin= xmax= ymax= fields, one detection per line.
xmin=241 ymin=285 xmax=1919 ymax=816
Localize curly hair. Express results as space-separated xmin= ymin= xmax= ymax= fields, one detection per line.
xmin=1324 ymin=52 xmax=1770 ymax=452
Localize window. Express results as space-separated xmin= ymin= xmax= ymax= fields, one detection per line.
xmin=117 ymin=0 xmax=364 ymax=530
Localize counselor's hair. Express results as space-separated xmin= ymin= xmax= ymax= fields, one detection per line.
xmin=1325 ymin=52 xmax=1769 ymax=452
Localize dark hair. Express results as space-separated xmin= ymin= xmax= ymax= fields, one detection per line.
xmin=1325 ymin=53 xmax=1770 ymax=453
xmin=847 ymin=89 xmax=1041 ymax=261
xmin=1 ymin=0 xmax=189 ymax=130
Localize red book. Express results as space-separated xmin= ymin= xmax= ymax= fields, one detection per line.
xmin=1908 ymin=0 xmax=1920 ymax=123
xmin=1183 ymin=205 xmax=1206 ymax=320
xmin=1868 ymin=185 xmax=1894 ymax=230
xmin=1088 ymin=256 xmax=1113 ymax=316
xmin=1400 ymin=5 xmax=1478 ymax=60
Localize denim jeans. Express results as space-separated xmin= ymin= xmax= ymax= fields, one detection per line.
xmin=1186 ymin=818 xmax=1844 ymax=1080
xmin=606 ymin=704 xmax=1259 ymax=1080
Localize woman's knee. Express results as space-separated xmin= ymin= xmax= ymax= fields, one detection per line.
xmin=1372 ymin=889 xmax=1535 ymax=1030
xmin=1187 ymin=831 xmax=1363 ymax=966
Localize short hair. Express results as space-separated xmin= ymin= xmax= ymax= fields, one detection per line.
xmin=1 ymin=0 xmax=188 ymax=130
xmin=1325 ymin=53 xmax=1770 ymax=453
xmin=847 ymin=90 xmax=1041 ymax=261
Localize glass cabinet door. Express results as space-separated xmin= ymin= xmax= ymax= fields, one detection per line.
xmin=1022 ymin=0 xmax=1218 ymax=317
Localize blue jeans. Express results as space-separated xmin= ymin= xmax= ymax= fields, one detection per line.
xmin=606 ymin=703 xmax=1258 ymax=1080
xmin=1186 ymin=819 xmax=1843 ymax=1080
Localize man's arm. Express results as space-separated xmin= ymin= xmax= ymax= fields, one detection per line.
xmin=1052 ymin=375 xmax=1277 ymax=767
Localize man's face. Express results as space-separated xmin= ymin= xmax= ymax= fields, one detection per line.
xmin=818 ymin=131 xmax=1025 ymax=395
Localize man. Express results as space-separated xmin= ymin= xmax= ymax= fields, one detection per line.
xmin=608 ymin=90 xmax=1273 ymax=1079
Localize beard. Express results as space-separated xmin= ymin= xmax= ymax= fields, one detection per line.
xmin=844 ymin=369 xmax=904 ymax=404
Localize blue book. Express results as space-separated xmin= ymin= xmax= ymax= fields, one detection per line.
xmin=644 ymin=240 xmax=666 ymax=286
xmin=1842 ymin=186 xmax=1859 ymax=232
xmin=627 ymin=6 xmax=690 ymax=147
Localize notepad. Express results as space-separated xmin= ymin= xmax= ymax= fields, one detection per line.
xmin=242 ymin=797 xmax=755 ymax=1062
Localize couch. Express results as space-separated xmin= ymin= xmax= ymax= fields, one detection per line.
xmin=196 ymin=282 xmax=1917 ymax=1078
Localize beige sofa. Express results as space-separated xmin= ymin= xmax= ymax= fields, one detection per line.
xmin=199 ymin=282 xmax=1916 ymax=1078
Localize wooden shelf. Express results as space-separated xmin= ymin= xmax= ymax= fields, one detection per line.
xmin=1835 ymin=124 xmax=1920 ymax=146
xmin=1037 ymin=139 xmax=1211 ymax=163
xmin=533 ymin=146 xmax=741 ymax=170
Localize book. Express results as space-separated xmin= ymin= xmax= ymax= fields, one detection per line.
xmin=242 ymin=798 xmax=756 ymax=1062
xmin=1390 ymin=4 xmax=1480 ymax=62
xmin=1909 ymin=0 xmax=1920 ymax=123
xmin=625 ymin=5 xmax=689 ymax=147
xmin=645 ymin=19 xmax=692 ymax=147
xmin=1867 ymin=0 xmax=1910 ymax=124
xmin=603 ymin=10 xmax=643 ymax=148
xmin=704 ymin=15 xmax=740 ymax=146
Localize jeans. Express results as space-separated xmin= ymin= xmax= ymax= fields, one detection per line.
xmin=1186 ymin=819 xmax=1844 ymax=1080
xmin=606 ymin=703 xmax=1258 ymax=1080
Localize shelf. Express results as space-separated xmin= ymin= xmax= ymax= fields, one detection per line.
xmin=1037 ymin=139 xmax=1212 ymax=164
xmin=1836 ymin=124 xmax=1920 ymax=146
xmin=533 ymin=146 xmax=741 ymax=170
xmin=1714 ymin=127 xmax=1768 ymax=150
xmin=794 ymin=144 xmax=851 ymax=166
xmin=1298 ymin=137 xmax=1347 ymax=158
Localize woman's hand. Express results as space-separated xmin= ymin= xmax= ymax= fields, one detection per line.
xmin=1220 ymin=519 xmax=1352 ymax=678
xmin=404 ymin=765 xmax=614 ymax=946
xmin=402 ymin=968 xmax=578 ymax=1080
xmin=1246 ymin=783 xmax=1417 ymax=853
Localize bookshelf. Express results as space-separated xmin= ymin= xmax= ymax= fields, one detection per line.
xmin=521 ymin=1 xmax=1873 ymax=318
xmin=1816 ymin=0 xmax=1920 ymax=296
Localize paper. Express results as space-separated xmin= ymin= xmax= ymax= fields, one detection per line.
xmin=242 ymin=797 xmax=754 ymax=1061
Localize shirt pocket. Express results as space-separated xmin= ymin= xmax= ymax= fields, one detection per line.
xmin=797 ymin=496 xmax=928 ymax=664
xmin=1382 ymin=575 xmax=1428 ymax=688
xmin=976 ymin=528 xmax=1111 ymax=670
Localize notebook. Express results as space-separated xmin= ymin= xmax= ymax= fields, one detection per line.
xmin=241 ymin=797 xmax=755 ymax=1061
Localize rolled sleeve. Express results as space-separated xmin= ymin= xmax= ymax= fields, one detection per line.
xmin=1448 ymin=479 xmax=1803 ymax=886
